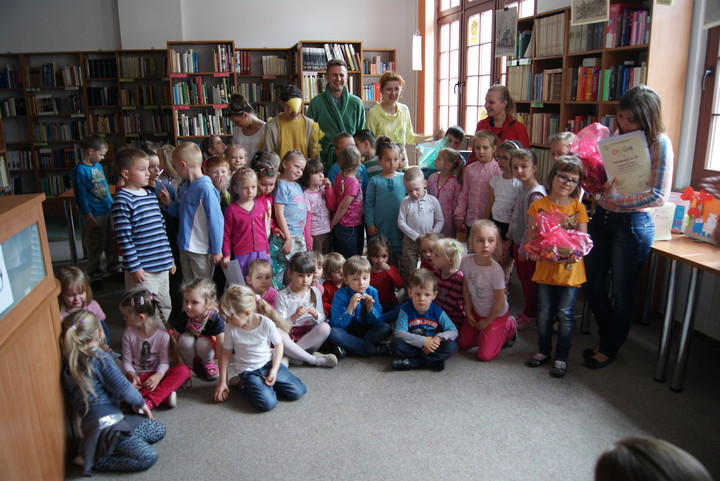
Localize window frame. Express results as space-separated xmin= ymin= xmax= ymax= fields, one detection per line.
xmin=692 ymin=26 xmax=720 ymax=185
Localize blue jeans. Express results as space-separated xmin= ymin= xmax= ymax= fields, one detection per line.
xmin=240 ymin=361 xmax=306 ymax=412
xmin=583 ymin=207 xmax=654 ymax=357
xmin=328 ymin=322 xmax=392 ymax=356
xmin=332 ymin=224 xmax=364 ymax=259
xmin=536 ymin=284 xmax=579 ymax=361
xmin=391 ymin=338 xmax=458 ymax=367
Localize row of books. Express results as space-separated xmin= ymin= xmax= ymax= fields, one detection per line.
xmin=1 ymin=97 xmax=26 ymax=116
xmin=362 ymin=57 xmax=395 ymax=76
xmin=6 ymin=149 xmax=33 ymax=170
xmin=121 ymin=112 xmax=171 ymax=134
xmin=531 ymin=148 xmax=553 ymax=187
xmin=120 ymin=85 xmax=170 ymax=106
xmin=37 ymin=146 xmax=81 ymax=169
xmin=568 ymin=21 xmax=605 ymax=53
xmin=32 ymin=120 xmax=87 ymax=142
xmin=260 ymin=56 xmax=288 ymax=76
xmin=511 ymin=30 xmax=532 ymax=59
xmin=212 ymin=45 xmax=234 ymax=73
xmin=27 ymin=94 xmax=82 ymax=116
xmin=237 ymin=82 xmax=282 ymax=103
xmin=0 ymin=66 xmax=23 ymax=88
xmin=170 ymin=49 xmax=199 ymax=74
xmin=175 ymin=110 xmax=233 ymax=137
xmin=529 ymin=113 xmax=560 ymax=145
xmin=506 ymin=64 xmax=532 ymax=101
xmin=172 ymin=77 xmax=231 ymax=105
xmin=90 ymin=114 xmax=119 ymax=134
xmin=566 ymin=115 xmax=598 ymax=133
xmin=88 ymin=86 xmax=119 ymax=106
xmin=40 ymin=174 xmax=71 ymax=196
xmin=532 ymin=68 xmax=562 ymax=102
xmin=606 ymin=5 xmax=650 ymax=48
xmin=532 ymin=12 xmax=565 ymax=57
xmin=119 ymin=56 xmax=164 ymax=78
xmin=301 ymin=73 xmax=355 ymax=101
xmin=85 ymin=58 xmax=118 ymax=79
xmin=363 ymin=83 xmax=381 ymax=102
xmin=26 ymin=64 xmax=82 ymax=88
xmin=302 ymin=43 xmax=361 ymax=71
xmin=568 ymin=62 xmax=647 ymax=102
xmin=254 ymin=105 xmax=282 ymax=122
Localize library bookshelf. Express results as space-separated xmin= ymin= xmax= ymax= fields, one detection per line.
xmin=360 ymin=49 xmax=397 ymax=106
xmin=290 ymin=41 xmax=363 ymax=104
xmin=234 ymin=47 xmax=291 ymax=122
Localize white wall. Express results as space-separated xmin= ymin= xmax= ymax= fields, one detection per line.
xmin=117 ymin=0 xmax=182 ymax=49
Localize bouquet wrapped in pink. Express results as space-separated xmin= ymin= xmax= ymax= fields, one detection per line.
xmin=525 ymin=209 xmax=593 ymax=265
xmin=570 ymin=122 xmax=610 ymax=195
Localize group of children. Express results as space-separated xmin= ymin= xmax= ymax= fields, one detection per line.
xmin=60 ymin=118 xmax=597 ymax=474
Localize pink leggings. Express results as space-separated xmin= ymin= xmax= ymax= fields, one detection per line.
xmin=457 ymin=309 xmax=515 ymax=361
xmin=512 ymin=243 xmax=537 ymax=318
xmin=138 ymin=364 xmax=192 ymax=409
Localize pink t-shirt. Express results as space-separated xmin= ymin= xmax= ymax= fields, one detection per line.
xmin=59 ymin=299 xmax=105 ymax=321
xmin=121 ymin=326 xmax=170 ymax=375
xmin=305 ymin=189 xmax=331 ymax=236
xmin=333 ymin=173 xmax=363 ymax=227
xmin=427 ymin=172 xmax=462 ymax=238
xmin=459 ymin=255 xmax=508 ymax=317
xmin=454 ymin=160 xmax=502 ymax=226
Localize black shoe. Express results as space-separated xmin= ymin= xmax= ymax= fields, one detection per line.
xmin=585 ymin=354 xmax=614 ymax=369
xmin=375 ymin=344 xmax=392 ymax=357
xmin=391 ymin=358 xmax=413 ymax=371
xmin=331 ymin=344 xmax=347 ymax=361
xmin=551 ymin=361 xmax=567 ymax=378
xmin=428 ymin=361 xmax=446 ymax=372
xmin=525 ymin=354 xmax=549 ymax=368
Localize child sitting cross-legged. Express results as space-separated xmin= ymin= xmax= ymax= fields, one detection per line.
xmin=390 ymin=268 xmax=459 ymax=371
xmin=328 ymin=255 xmax=392 ymax=358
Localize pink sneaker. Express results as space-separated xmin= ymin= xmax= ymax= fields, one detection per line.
xmin=512 ymin=313 xmax=536 ymax=331
xmin=203 ymin=360 xmax=219 ymax=380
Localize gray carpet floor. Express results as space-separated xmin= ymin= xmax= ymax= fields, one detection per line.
xmin=53 ymin=247 xmax=720 ymax=481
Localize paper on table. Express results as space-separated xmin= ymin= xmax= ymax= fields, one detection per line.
xmin=222 ymin=259 xmax=245 ymax=287
xmin=597 ymin=130 xmax=652 ymax=194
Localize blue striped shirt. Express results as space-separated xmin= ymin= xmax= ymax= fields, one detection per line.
xmin=112 ymin=187 xmax=174 ymax=273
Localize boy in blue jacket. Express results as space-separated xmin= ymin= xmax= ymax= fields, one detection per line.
xmin=328 ymin=256 xmax=391 ymax=357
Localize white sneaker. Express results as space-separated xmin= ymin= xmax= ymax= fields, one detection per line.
xmin=166 ymin=391 xmax=177 ymax=408
xmin=313 ymin=352 xmax=338 ymax=368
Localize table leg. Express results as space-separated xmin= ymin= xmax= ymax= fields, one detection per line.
xmin=63 ymin=198 xmax=78 ymax=266
xmin=670 ymin=267 xmax=702 ymax=393
xmin=641 ymin=252 xmax=658 ymax=325
xmin=654 ymin=259 xmax=677 ymax=382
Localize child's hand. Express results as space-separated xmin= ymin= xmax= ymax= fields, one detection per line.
xmin=322 ymin=178 xmax=332 ymax=189
xmin=363 ymin=294 xmax=375 ymax=311
xmin=126 ymin=372 xmax=141 ymax=388
xmin=170 ymin=261 xmax=177 ymax=275
xmin=466 ymin=314 xmax=476 ymax=329
xmin=454 ymin=219 xmax=466 ymax=233
xmin=367 ymin=225 xmax=379 ymax=236
xmin=130 ymin=268 xmax=146 ymax=284
xmin=214 ymin=381 xmax=229 ymax=403
xmin=138 ymin=402 xmax=154 ymax=419
xmin=142 ymin=372 xmax=164 ymax=391
xmin=272 ymin=227 xmax=285 ymax=238
xmin=220 ymin=257 xmax=230 ymax=269
xmin=157 ymin=185 xmax=172 ymax=207
xmin=379 ymin=261 xmax=390 ymax=272
xmin=307 ymin=306 xmax=318 ymax=319
xmin=293 ymin=306 xmax=308 ymax=320
xmin=422 ymin=336 xmax=441 ymax=354
xmin=282 ymin=237 xmax=292 ymax=255
xmin=264 ymin=368 xmax=277 ymax=386
xmin=347 ymin=293 xmax=363 ymax=312
xmin=211 ymin=253 xmax=223 ymax=265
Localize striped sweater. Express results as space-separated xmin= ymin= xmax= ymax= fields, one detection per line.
xmin=433 ymin=268 xmax=466 ymax=328
xmin=112 ymin=187 xmax=174 ymax=273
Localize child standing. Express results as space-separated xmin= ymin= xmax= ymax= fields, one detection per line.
xmin=271 ymin=150 xmax=309 ymax=286
xmin=322 ymin=252 xmax=346 ymax=316
xmin=57 ymin=266 xmax=110 ymax=344
xmin=525 ymin=158 xmax=589 ymax=378
xmin=397 ymin=167 xmax=444 ymax=283
xmin=458 ymin=220 xmax=517 ymax=361
xmin=365 ymin=137 xmax=405 ymax=260
xmin=159 ymin=143 xmax=224 ymax=284
xmin=276 ymin=253 xmax=338 ymax=367
xmin=330 ymin=145 xmax=365 ymax=259
xmin=205 ymin=156 xmax=232 ymax=211
xmin=71 ymin=135 xmax=117 ymax=288
xmin=62 ymin=311 xmax=165 ymax=475
xmin=391 ymin=268 xmax=459 ymax=371
xmin=484 ymin=140 xmax=523 ymax=285
xmin=111 ymin=148 xmax=176 ymax=321
xmin=328 ymin=132 xmax=369 ymax=194
xmin=225 ymin=144 xmax=248 ymax=172
xmin=328 ymin=256 xmax=392 ymax=358
xmin=254 ymin=161 xmax=278 ymax=240
xmin=430 ymin=238 xmax=467 ymax=328
xmin=246 ymin=259 xmax=278 ymax=308
xmin=157 ymin=144 xmax=180 ymax=191
xmin=453 ymin=131 xmax=502 ymax=236
xmin=119 ymin=288 xmax=191 ymax=409
xmin=354 ymin=129 xmax=379 ymax=177
xmin=201 ymin=134 xmax=227 ymax=160
xmin=301 ymin=158 xmax=337 ymax=254
xmin=368 ymin=236 xmax=404 ymax=324
xmin=507 ymin=149 xmax=547 ymax=330
xmin=215 ymin=285 xmax=307 ymax=412
xmin=221 ymin=169 xmax=270 ymax=276
xmin=427 ymin=147 xmax=464 ymax=239
xmin=171 ymin=278 xmax=225 ymax=381
xmin=549 ymin=131 xmax=575 ymax=161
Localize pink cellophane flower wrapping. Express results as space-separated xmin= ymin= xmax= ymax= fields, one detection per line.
xmin=525 ymin=209 xmax=593 ymax=263
xmin=570 ymin=122 xmax=610 ymax=195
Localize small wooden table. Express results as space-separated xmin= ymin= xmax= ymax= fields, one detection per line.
xmin=651 ymin=234 xmax=720 ymax=392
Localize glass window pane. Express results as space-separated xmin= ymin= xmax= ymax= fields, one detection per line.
xmin=440 ymin=79 xmax=449 ymax=105
xmin=480 ymin=43 xmax=492 ymax=74
xmin=449 ymin=106 xmax=458 ymax=128
xmin=441 ymin=0 xmax=450 ymax=12
xmin=465 ymin=106 xmax=478 ymax=133
xmin=481 ymin=10 xmax=493 ymax=44
xmin=708 ymin=116 xmax=720 ymax=170
xmin=449 ymin=77 xmax=459 ymax=106
xmin=450 ymin=21 xmax=460 ymax=50
xmin=440 ymin=24 xmax=449 ymax=52
xmin=468 ymin=14 xmax=480 ymax=46
xmin=521 ymin=0 xmax=535 ymax=17
xmin=480 ymin=75 xmax=491 ymax=101
xmin=450 ymin=50 xmax=459 ymax=79
xmin=466 ymin=45 xmax=479 ymax=76
xmin=439 ymin=106 xmax=449 ymax=130
xmin=440 ymin=52 xmax=449 ymax=78
xmin=466 ymin=75 xmax=479 ymax=106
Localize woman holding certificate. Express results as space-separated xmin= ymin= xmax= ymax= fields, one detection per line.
xmin=583 ymin=85 xmax=673 ymax=369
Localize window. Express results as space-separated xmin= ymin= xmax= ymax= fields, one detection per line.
xmin=693 ymin=26 xmax=720 ymax=184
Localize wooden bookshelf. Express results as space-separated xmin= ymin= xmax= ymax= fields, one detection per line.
xmin=360 ymin=48 xmax=397 ymax=104
xmin=234 ymin=47 xmax=290 ymax=121
xmin=291 ymin=41 xmax=363 ymax=104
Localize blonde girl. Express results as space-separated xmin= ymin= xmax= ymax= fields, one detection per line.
xmin=549 ymin=131 xmax=575 ymax=161
xmin=221 ymin=168 xmax=270 ymax=276
xmin=525 ymin=158 xmax=589 ymax=378
xmin=170 ymin=278 xmax=225 ymax=381
xmin=57 ymin=266 xmax=110 ymax=345
xmin=453 ymin=130 xmax=502 ymax=236
xmin=119 ymin=288 xmax=191 ymax=409
xmin=419 ymin=231 xmax=443 ymax=270
xmin=458 ymin=220 xmax=516 ymax=361
xmin=62 ymin=310 xmax=165 ymax=475
xmin=246 ymin=258 xmax=278 ymax=308
xmin=365 ymin=137 xmax=405 ymax=259
xmin=157 ymin=144 xmax=180 ymax=191
xmin=427 ymin=147 xmax=464 ymax=238
xmin=330 ymin=145 xmax=365 ymax=259
xmin=214 ymin=285 xmax=307 ymax=412
xmin=473 ymin=84 xmax=530 ymax=150
xmin=225 ymin=144 xmax=248 ymax=172
xmin=430 ymin=238 xmax=467 ymax=328
xmin=271 ymin=150 xmax=309 ymax=287
xmin=276 ymin=253 xmax=338 ymax=367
